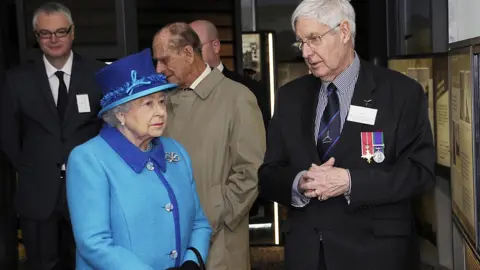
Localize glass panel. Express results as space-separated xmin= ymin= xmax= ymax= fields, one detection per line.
xmin=242 ymin=33 xmax=263 ymax=81
xmin=450 ymin=48 xmax=476 ymax=246
xmin=404 ymin=0 xmax=432 ymax=54
xmin=388 ymin=56 xmax=438 ymax=246
xmin=433 ymin=55 xmax=450 ymax=167
xmin=388 ymin=58 xmax=435 ymax=137
xmin=242 ymin=32 xmax=275 ymax=245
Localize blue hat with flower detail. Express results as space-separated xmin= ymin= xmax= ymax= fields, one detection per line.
xmin=96 ymin=48 xmax=177 ymax=117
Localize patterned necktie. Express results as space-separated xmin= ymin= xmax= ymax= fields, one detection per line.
xmin=317 ymin=83 xmax=341 ymax=161
xmin=55 ymin=71 xmax=68 ymax=121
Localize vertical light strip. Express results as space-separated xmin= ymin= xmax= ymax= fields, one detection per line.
xmin=273 ymin=202 xmax=279 ymax=244
xmin=267 ymin=33 xmax=280 ymax=245
xmin=268 ymin=33 xmax=276 ymax=119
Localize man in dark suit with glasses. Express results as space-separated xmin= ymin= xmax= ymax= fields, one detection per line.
xmin=0 ymin=2 xmax=104 ymax=269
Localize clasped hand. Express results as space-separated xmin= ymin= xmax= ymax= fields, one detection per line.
xmin=298 ymin=158 xmax=350 ymax=201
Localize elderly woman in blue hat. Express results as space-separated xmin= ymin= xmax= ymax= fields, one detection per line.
xmin=66 ymin=49 xmax=211 ymax=270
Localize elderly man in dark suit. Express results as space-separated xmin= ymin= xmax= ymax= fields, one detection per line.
xmin=0 ymin=2 xmax=105 ymax=269
xmin=189 ymin=20 xmax=269 ymax=128
xmin=258 ymin=0 xmax=435 ymax=270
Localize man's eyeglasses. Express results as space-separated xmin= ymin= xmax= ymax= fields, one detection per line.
xmin=35 ymin=25 xmax=74 ymax=39
xmin=292 ymin=23 xmax=340 ymax=52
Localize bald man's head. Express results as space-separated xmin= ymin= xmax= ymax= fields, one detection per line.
xmin=190 ymin=20 xmax=221 ymax=68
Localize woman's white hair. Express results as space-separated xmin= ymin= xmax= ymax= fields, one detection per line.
xmin=102 ymin=102 xmax=132 ymax=127
xmin=101 ymin=91 xmax=170 ymax=127
xmin=291 ymin=0 xmax=356 ymax=46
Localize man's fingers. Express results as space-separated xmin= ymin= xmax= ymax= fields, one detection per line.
xmin=309 ymin=158 xmax=335 ymax=172
xmin=304 ymin=190 xmax=317 ymax=198
xmin=321 ymin=157 xmax=335 ymax=167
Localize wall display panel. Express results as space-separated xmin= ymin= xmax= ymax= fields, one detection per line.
xmin=241 ymin=31 xmax=275 ymax=116
xmin=474 ymin=49 xmax=480 ymax=250
xmin=433 ymin=56 xmax=451 ymax=167
xmin=387 ymin=56 xmax=451 ymax=246
xmin=242 ymin=33 xmax=262 ymax=81
xmin=387 ymin=58 xmax=435 ymax=139
xmin=450 ymin=48 xmax=476 ymax=245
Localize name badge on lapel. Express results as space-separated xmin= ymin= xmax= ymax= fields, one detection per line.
xmin=347 ymin=105 xmax=377 ymax=125
xmin=76 ymin=94 xmax=91 ymax=113
xmin=361 ymin=131 xmax=385 ymax=163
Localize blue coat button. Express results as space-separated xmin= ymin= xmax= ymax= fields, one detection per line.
xmin=146 ymin=162 xmax=155 ymax=171
xmin=169 ymin=250 xmax=178 ymax=259
xmin=165 ymin=203 xmax=174 ymax=212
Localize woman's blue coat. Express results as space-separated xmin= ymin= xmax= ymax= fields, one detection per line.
xmin=66 ymin=127 xmax=211 ymax=269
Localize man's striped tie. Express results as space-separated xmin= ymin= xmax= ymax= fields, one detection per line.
xmin=317 ymin=83 xmax=341 ymax=161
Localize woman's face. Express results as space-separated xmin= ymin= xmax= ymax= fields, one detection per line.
xmin=117 ymin=92 xmax=167 ymax=144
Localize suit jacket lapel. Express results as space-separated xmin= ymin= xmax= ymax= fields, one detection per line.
xmin=330 ymin=60 xmax=376 ymax=160
xmin=300 ymin=75 xmax=322 ymax=163
xmin=34 ymin=57 xmax=59 ymax=121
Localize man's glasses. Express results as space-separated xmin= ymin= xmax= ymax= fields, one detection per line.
xmin=292 ymin=23 xmax=340 ymax=52
xmin=35 ymin=25 xmax=74 ymax=39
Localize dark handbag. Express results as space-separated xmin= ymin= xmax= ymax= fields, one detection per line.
xmin=187 ymin=247 xmax=206 ymax=270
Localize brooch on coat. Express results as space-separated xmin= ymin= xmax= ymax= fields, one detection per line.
xmin=165 ymin=152 xmax=180 ymax=163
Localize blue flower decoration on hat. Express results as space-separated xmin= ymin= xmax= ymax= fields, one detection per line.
xmin=96 ymin=48 xmax=177 ymax=117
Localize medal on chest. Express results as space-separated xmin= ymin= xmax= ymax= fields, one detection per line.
xmin=361 ymin=131 xmax=385 ymax=163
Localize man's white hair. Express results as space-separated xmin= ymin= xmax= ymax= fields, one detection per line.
xmin=291 ymin=0 xmax=356 ymax=45
xmin=32 ymin=2 xmax=73 ymax=29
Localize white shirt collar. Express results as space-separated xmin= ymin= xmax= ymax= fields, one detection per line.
xmin=189 ymin=64 xmax=211 ymax=90
xmin=43 ymin=51 xmax=74 ymax=77
xmin=216 ymin=62 xmax=224 ymax=72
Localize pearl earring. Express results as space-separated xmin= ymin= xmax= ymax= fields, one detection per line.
xmin=121 ymin=122 xmax=125 ymax=126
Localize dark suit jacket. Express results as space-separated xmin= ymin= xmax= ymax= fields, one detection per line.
xmin=0 ymin=52 xmax=105 ymax=220
xmin=222 ymin=67 xmax=270 ymax=128
xmin=258 ymin=59 xmax=435 ymax=270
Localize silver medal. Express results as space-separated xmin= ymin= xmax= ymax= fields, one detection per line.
xmin=373 ymin=151 xmax=385 ymax=163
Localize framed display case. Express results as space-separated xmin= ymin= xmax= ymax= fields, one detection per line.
xmin=388 ymin=55 xmax=450 ymax=170
xmin=388 ymin=56 xmax=435 ymax=139
xmin=449 ymin=46 xmax=476 ymax=248
xmin=387 ymin=54 xmax=450 ymax=247
xmin=241 ymin=31 xmax=278 ymax=245
xmin=448 ymin=36 xmax=480 ymax=267
xmin=433 ymin=55 xmax=451 ymax=170
xmin=242 ymin=31 xmax=275 ymax=123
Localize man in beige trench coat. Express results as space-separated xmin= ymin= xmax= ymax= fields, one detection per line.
xmin=153 ymin=22 xmax=266 ymax=270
